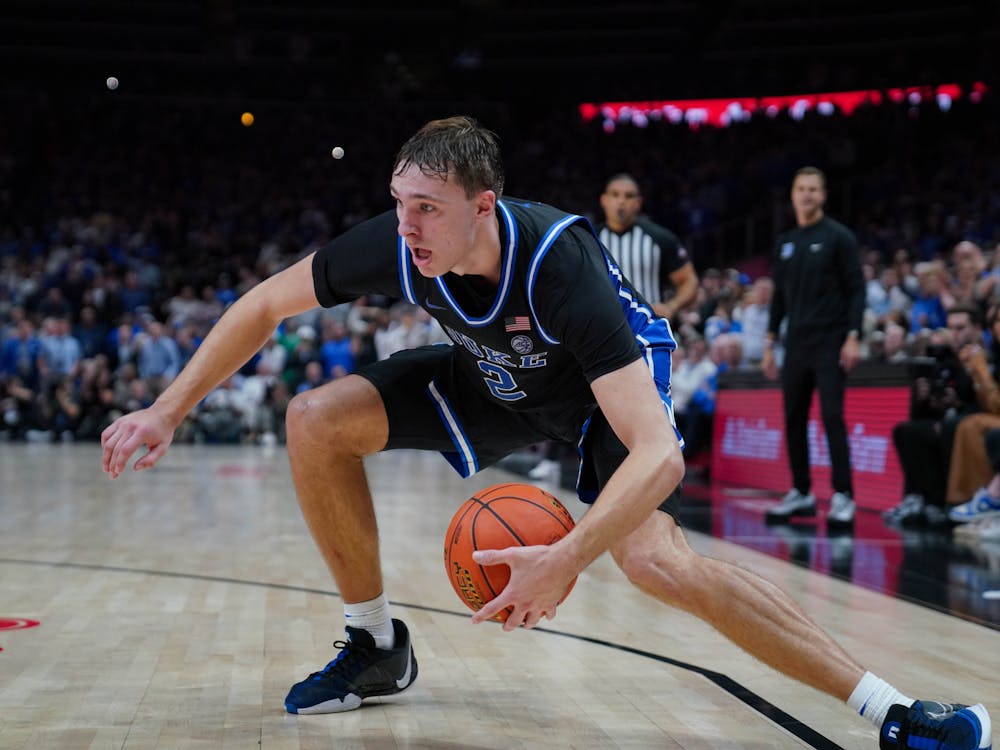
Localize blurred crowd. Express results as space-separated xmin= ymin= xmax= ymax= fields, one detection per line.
xmin=2 ymin=90 xmax=999 ymax=451
xmin=6 ymin=235 xmax=1000 ymax=451
xmin=0 ymin=289 xmax=453 ymax=444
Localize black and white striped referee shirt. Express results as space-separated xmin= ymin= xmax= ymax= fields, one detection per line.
xmin=597 ymin=217 xmax=689 ymax=304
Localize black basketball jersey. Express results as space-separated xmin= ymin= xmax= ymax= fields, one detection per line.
xmin=311 ymin=198 xmax=678 ymax=429
xmin=769 ymin=215 xmax=864 ymax=343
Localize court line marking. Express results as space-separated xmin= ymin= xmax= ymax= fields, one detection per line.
xmin=0 ymin=556 xmax=843 ymax=750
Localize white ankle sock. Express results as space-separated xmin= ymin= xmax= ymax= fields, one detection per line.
xmin=344 ymin=593 xmax=394 ymax=650
xmin=847 ymin=671 xmax=914 ymax=727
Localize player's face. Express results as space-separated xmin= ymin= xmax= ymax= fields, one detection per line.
xmin=391 ymin=163 xmax=492 ymax=279
xmin=791 ymin=174 xmax=826 ymax=219
xmin=600 ymin=178 xmax=642 ymax=231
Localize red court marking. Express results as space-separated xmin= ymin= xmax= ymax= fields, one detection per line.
xmin=0 ymin=618 xmax=40 ymax=631
xmin=0 ymin=618 xmax=40 ymax=652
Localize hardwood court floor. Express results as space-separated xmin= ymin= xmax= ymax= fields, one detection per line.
xmin=1 ymin=443 xmax=997 ymax=750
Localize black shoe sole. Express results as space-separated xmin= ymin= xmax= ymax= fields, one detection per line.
xmin=765 ymin=507 xmax=817 ymax=523
xmin=826 ymin=518 xmax=855 ymax=528
xmin=285 ymin=650 xmax=418 ymax=714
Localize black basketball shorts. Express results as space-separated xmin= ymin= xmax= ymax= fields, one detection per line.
xmin=355 ymin=344 xmax=680 ymax=518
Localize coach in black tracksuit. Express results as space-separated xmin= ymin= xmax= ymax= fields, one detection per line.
xmin=762 ymin=166 xmax=865 ymax=527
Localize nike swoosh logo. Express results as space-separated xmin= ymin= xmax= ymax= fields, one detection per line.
xmin=425 ymin=298 xmax=447 ymax=311
xmin=396 ymin=650 xmax=413 ymax=688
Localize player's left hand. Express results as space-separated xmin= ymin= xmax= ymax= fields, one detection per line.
xmin=469 ymin=545 xmax=573 ymax=630
xmin=101 ymin=406 xmax=176 ymax=479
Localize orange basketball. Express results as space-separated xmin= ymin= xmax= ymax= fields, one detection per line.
xmin=444 ymin=482 xmax=577 ymax=623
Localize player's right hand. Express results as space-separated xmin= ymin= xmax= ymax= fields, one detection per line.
xmin=101 ymin=407 xmax=175 ymax=479
xmin=470 ymin=545 xmax=574 ymax=631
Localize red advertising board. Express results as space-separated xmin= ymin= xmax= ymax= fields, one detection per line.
xmin=710 ymin=386 xmax=910 ymax=511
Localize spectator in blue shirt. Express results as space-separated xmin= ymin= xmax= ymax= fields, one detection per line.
xmin=137 ymin=321 xmax=182 ymax=383
xmin=318 ymin=319 xmax=357 ymax=380
xmin=295 ymin=361 xmax=326 ymax=394
xmin=909 ymin=261 xmax=948 ymax=334
xmin=1 ymin=319 xmax=43 ymax=388
xmin=38 ymin=316 xmax=82 ymax=385
xmin=118 ymin=270 xmax=151 ymax=314
xmin=73 ymin=305 xmax=109 ymax=360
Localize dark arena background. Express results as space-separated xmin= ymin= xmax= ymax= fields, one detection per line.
xmin=1 ymin=2 xmax=999 ymax=749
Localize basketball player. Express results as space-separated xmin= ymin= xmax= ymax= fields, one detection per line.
xmin=100 ymin=117 xmax=990 ymax=749
xmin=597 ymin=173 xmax=698 ymax=322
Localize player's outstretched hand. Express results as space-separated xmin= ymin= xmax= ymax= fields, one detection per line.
xmin=470 ymin=545 xmax=570 ymax=631
xmin=101 ymin=407 xmax=175 ymax=479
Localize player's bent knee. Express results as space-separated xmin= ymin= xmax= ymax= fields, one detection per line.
xmin=285 ymin=376 xmax=388 ymax=454
xmin=611 ymin=513 xmax=709 ymax=610
xmin=614 ymin=542 xmax=693 ymax=607
xmin=613 ymin=545 xmax=657 ymax=589
xmin=285 ymin=392 xmax=321 ymax=440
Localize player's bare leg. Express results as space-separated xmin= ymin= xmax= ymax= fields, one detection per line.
xmin=610 ymin=510 xmax=863 ymax=699
xmin=609 ymin=512 xmax=993 ymax=747
xmin=283 ymin=374 xmax=418 ymax=715
xmin=285 ymin=373 xmax=389 ymax=603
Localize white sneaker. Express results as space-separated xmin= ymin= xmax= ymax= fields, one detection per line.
xmin=948 ymin=488 xmax=1000 ymax=523
xmin=528 ymin=459 xmax=560 ymax=482
xmin=766 ymin=488 xmax=817 ymax=520
xmin=827 ymin=492 xmax=855 ymax=527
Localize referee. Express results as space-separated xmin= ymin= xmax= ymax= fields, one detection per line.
xmin=762 ymin=166 xmax=865 ymax=527
xmin=597 ymin=174 xmax=698 ymax=322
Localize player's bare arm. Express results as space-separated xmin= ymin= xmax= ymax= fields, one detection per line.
xmin=471 ymin=357 xmax=683 ymax=628
xmin=101 ymin=253 xmax=321 ymax=478
xmin=560 ymin=357 xmax=684 ymax=567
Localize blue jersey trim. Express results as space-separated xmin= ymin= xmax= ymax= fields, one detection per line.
xmin=397 ymin=236 xmax=418 ymax=304
xmin=605 ymin=251 xmax=678 ymax=362
xmin=433 ymin=199 xmax=518 ymax=327
xmin=525 ymin=213 xmax=585 ymax=345
xmin=575 ymin=414 xmax=595 ymax=503
xmin=427 ymin=380 xmax=478 ymax=478
xmin=573 ymin=379 xmax=684 ymax=507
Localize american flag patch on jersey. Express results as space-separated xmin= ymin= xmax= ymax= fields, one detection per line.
xmin=505 ymin=316 xmax=531 ymax=332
